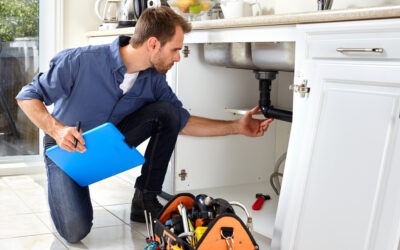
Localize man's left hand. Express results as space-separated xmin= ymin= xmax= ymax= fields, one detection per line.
xmin=238 ymin=106 xmax=274 ymax=137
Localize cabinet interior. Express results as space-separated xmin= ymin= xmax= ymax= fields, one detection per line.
xmin=174 ymin=43 xmax=294 ymax=239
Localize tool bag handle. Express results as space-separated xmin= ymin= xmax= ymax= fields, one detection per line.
xmin=157 ymin=193 xmax=196 ymax=223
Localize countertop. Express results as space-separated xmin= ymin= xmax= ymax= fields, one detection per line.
xmin=86 ymin=5 xmax=400 ymax=37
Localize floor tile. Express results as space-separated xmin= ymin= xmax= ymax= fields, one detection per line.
xmin=0 ymin=178 xmax=8 ymax=189
xmin=2 ymin=174 xmax=49 ymax=213
xmin=0 ymin=214 xmax=50 ymax=239
xmin=130 ymin=221 xmax=149 ymax=239
xmin=90 ymin=177 xmax=135 ymax=206
xmin=0 ymin=189 xmax=32 ymax=215
xmin=2 ymin=175 xmax=46 ymax=191
xmin=103 ymin=204 xmax=131 ymax=224
xmin=13 ymin=187 xmax=49 ymax=213
xmin=0 ymin=234 xmax=67 ymax=250
xmin=92 ymin=206 xmax=126 ymax=228
xmin=35 ymin=212 xmax=56 ymax=233
xmin=103 ymin=204 xmax=149 ymax=238
xmin=56 ymin=225 xmax=147 ymax=250
xmin=36 ymin=206 xmax=126 ymax=233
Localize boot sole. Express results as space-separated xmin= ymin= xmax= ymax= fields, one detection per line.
xmin=130 ymin=213 xmax=146 ymax=223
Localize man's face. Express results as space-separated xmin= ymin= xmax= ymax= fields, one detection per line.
xmin=151 ymin=26 xmax=184 ymax=74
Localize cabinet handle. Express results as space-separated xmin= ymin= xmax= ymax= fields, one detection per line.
xmin=336 ymin=48 xmax=384 ymax=53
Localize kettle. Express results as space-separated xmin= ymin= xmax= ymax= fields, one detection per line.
xmin=95 ymin=0 xmax=121 ymax=23
xmin=119 ymin=0 xmax=137 ymax=27
xmin=118 ymin=0 xmax=163 ymax=28
xmin=95 ymin=0 xmax=121 ymax=30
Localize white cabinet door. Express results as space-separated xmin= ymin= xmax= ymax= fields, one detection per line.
xmin=273 ymin=19 xmax=400 ymax=250
xmin=273 ymin=59 xmax=400 ymax=250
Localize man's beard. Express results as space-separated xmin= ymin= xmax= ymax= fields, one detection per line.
xmin=154 ymin=62 xmax=173 ymax=74
xmin=152 ymin=50 xmax=173 ymax=74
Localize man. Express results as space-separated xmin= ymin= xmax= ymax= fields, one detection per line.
xmin=16 ymin=7 xmax=273 ymax=243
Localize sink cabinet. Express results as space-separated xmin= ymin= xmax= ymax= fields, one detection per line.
xmin=273 ymin=19 xmax=400 ymax=250
xmin=174 ymin=42 xmax=292 ymax=239
xmin=87 ymin=17 xmax=400 ymax=249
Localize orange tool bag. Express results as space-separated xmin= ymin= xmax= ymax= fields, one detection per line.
xmin=151 ymin=193 xmax=259 ymax=250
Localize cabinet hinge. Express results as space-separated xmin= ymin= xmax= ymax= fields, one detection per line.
xmin=290 ymin=80 xmax=310 ymax=98
xmin=182 ymin=45 xmax=190 ymax=58
xmin=178 ymin=169 xmax=187 ymax=181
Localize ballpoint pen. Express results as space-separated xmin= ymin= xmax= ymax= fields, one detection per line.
xmin=74 ymin=121 xmax=81 ymax=148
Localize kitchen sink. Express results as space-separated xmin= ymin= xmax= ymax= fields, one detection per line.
xmin=203 ymin=42 xmax=295 ymax=72
xmin=203 ymin=43 xmax=256 ymax=69
xmin=202 ymin=41 xmax=295 ymax=122
xmin=251 ymin=42 xmax=295 ymax=72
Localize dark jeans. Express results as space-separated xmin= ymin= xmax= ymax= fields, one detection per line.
xmin=43 ymin=102 xmax=181 ymax=243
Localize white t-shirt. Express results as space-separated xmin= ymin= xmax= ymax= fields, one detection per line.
xmin=120 ymin=72 xmax=139 ymax=94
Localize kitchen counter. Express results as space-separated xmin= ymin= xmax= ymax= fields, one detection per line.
xmin=193 ymin=5 xmax=400 ymax=29
xmin=86 ymin=5 xmax=400 ymax=37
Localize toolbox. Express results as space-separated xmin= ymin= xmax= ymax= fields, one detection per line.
xmin=146 ymin=193 xmax=259 ymax=250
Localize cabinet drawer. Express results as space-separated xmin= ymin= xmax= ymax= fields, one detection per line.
xmin=307 ymin=36 xmax=400 ymax=61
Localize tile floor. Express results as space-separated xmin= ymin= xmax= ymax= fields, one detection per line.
xmin=0 ymin=172 xmax=270 ymax=250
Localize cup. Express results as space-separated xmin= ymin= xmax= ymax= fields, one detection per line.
xmin=220 ymin=0 xmax=244 ymax=19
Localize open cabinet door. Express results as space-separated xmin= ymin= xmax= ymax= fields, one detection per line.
xmin=272 ymin=57 xmax=400 ymax=250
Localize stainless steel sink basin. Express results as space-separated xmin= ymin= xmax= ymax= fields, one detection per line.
xmin=251 ymin=42 xmax=295 ymax=72
xmin=203 ymin=42 xmax=295 ymax=72
xmin=203 ymin=43 xmax=256 ymax=69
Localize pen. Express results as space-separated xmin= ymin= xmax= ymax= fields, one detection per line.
xmin=74 ymin=121 xmax=81 ymax=148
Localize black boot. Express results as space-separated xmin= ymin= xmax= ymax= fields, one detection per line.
xmin=130 ymin=189 xmax=163 ymax=222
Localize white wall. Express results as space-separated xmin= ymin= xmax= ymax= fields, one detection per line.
xmin=63 ymin=0 xmax=101 ymax=49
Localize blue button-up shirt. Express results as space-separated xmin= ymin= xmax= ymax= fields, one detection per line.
xmin=16 ymin=36 xmax=190 ymax=132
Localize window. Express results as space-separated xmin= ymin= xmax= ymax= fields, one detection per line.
xmin=0 ymin=0 xmax=40 ymax=157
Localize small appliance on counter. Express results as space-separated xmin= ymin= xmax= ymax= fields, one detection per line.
xmin=118 ymin=0 xmax=164 ymax=28
xmin=119 ymin=0 xmax=137 ymax=27
xmin=220 ymin=0 xmax=261 ymax=19
xmin=318 ymin=0 xmax=333 ymax=10
xmin=95 ymin=0 xmax=121 ymax=30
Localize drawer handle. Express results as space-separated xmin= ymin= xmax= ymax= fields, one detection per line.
xmin=336 ymin=48 xmax=384 ymax=53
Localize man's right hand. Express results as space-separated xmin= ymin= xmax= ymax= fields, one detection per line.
xmin=54 ymin=125 xmax=86 ymax=153
xmin=17 ymin=99 xmax=86 ymax=153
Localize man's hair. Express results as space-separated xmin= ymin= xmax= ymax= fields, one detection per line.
xmin=130 ymin=6 xmax=192 ymax=48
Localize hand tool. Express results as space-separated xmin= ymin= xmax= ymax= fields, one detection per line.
xmin=195 ymin=194 xmax=214 ymax=219
xmin=178 ymin=202 xmax=193 ymax=245
xmin=177 ymin=203 xmax=189 ymax=234
xmin=144 ymin=211 xmax=159 ymax=249
xmin=149 ymin=213 xmax=154 ymax=241
xmin=252 ymin=193 xmax=270 ymax=210
xmin=144 ymin=210 xmax=151 ymax=241
xmin=74 ymin=121 xmax=81 ymax=148
xmin=144 ymin=241 xmax=158 ymax=250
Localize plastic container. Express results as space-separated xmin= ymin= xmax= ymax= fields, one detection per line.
xmin=220 ymin=0 xmax=244 ymax=19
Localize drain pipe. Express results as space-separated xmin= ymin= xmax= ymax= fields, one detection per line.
xmin=255 ymin=71 xmax=293 ymax=123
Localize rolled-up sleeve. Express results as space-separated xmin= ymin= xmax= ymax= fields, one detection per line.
xmin=16 ymin=50 xmax=77 ymax=106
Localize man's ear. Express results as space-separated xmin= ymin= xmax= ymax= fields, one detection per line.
xmin=147 ymin=37 xmax=159 ymax=51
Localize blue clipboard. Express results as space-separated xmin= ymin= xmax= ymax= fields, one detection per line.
xmin=46 ymin=122 xmax=145 ymax=186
